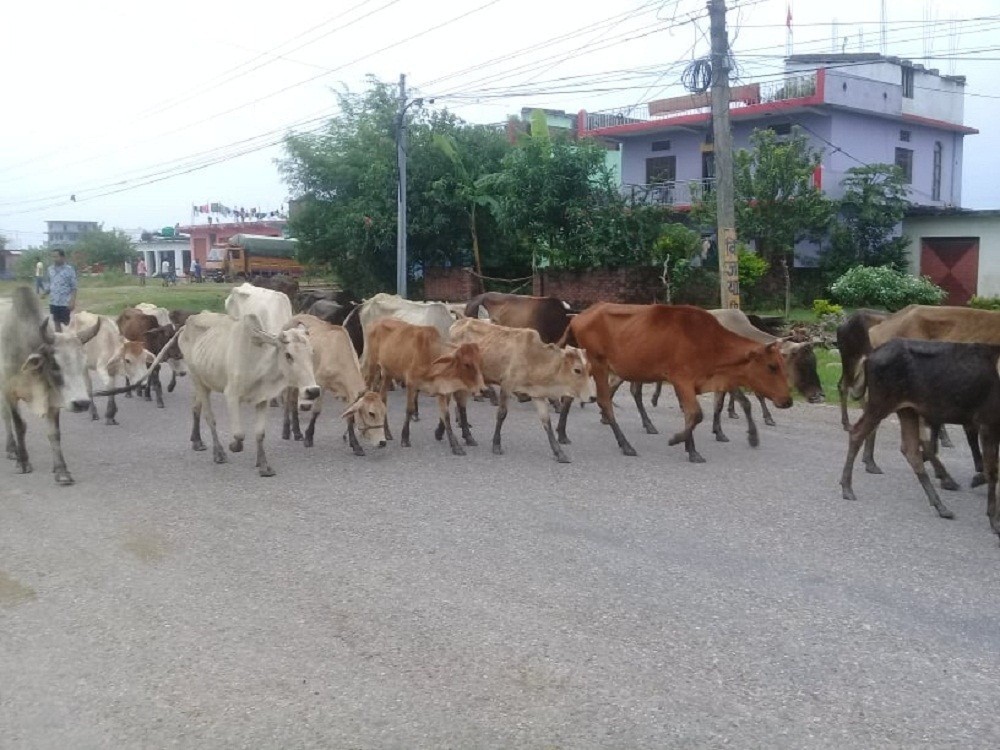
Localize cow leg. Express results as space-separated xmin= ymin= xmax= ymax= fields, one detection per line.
xmin=593 ymin=360 xmax=637 ymax=456
xmin=631 ymin=382 xmax=658 ymax=435
xmin=437 ymin=395 xmax=465 ymax=456
xmin=711 ymin=391 xmax=730 ymax=443
xmin=667 ymin=384 xmax=704 ymax=463
xmin=838 ymin=373 xmax=851 ymax=431
xmin=167 ymin=368 xmax=177 ymax=393
xmin=289 ymin=387 xmax=303 ymax=441
xmin=124 ymin=376 xmax=133 ymax=399
xmin=190 ymin=393 xmax=206 ymax=452
xmin=535 ymin=397 xmax=570 ymax=464
xmin=980 ymin=427 xmax=1000 ymax=534
xmin=253 ymin=402 xmax=275 ymax=477
xmin=938 ymin=423 xmax=954 ymax=449
xmin=84 ymin=369 xmax=98 ymax=421
xmin=492 ymin=389 xmax=509 ymax=455
xmin=455 ymin=391 xmax=477 ymax=446
xmin=861 ymin=422 xmax=883 ymax=475
xmin=727 ymin=392 xmax=739 ymax=420
xmin=151 ymin=366 xmax=164 ymax=408
xmin=556 ymin=396 xmax=573 ymax=445
xmin=226 ymin=391 xmax=245 ymax=453
xmin=967 ymin=425 xmax=986 ymax=488
xmin=379 ymin=378 xmax=393 ymax=442
xmin=602 ymin=378 xmax=627 ymax=425
xmin=281 ymin=387 xmax=294 ymax=440
xmin=840 ymin=407 xmax=887 ymax=502
xmin=926 ymin=425 xmax=960 ymax=491
xmin=757 ymin=393 xmax=775 ymax=427
xmin=899 ymin=409 xmax=954 ymax=519
xmin=651 ymin=381 xmax=663 ymax=408
xmin=46 ymin=409 xmax=73 ymax=485
xmin=9 ymin=402 xmax=31 ymax=473
xmin=734 ymin=390 xmax=759 ymax=448
xmin=303 ymin=392 xmax=323 ymax=449
xmin=345 ymin=414 xmax=365 ymax=457
xmin=105 ymin=391 xmax=118 ymax=426
xmin=401 ymin=386 xmax=417 ymax=448
xmin=3 ymin=401 xmax=17 ymax=461
xmin=412 ymin=392 xmax=420 ymax=422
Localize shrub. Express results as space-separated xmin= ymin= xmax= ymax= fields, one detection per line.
xmin=829 ymin=265 xmax=946 ymax=311
xmin=812 ymin=298 xmax=843 ymax=318
xmin=969 ymin=295 xmax=1000 ymax=311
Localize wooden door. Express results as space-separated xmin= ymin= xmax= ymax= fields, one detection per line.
xmin=919 ymin=237 xmax=979 ymax=305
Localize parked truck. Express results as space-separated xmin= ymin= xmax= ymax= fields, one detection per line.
xmin=204 ymin=233 xmax=303 ymax=282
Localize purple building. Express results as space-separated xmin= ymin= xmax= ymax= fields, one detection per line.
xmin=578 ymin=54 xmax=976 ymax=211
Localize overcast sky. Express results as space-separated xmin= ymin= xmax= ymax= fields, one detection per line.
xmin=1 ymin=0 xmax=997 ymax=249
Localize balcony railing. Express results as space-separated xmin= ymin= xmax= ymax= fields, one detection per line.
xmin=585 ymin=73 xmax=817 ymax=132
xmin=622 ymin=179 xmax=715 ymax=207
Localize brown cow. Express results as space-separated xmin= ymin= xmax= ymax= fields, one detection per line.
xmin=280 ymin=314 xmax=387 ymax=453
xmin=362 ymin=318 xmax=485 ymax=456
xmin=464 ymin=292 xmax=572 ymax=344
xmin=836 ymin=308 xmax=891 ymax=430
xmin=560 ymin=303 xmax=793 ymax=461
xmin=117 ymin=308 xmax=187 ymax=407
xmin=448 ymin=317 xmax=592 ymax=462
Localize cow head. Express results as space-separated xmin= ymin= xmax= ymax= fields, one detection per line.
xmin=342 ymin=392 xmax=388 ymax=448
xmin=427 ymin=342 xmax=486 ymax=394
xmin=742 ymin=342 xmax=793 ymax=409
xmin=107 ymin=340 xmax=155 ymax=383
xmin=780 ymin=340 xmax=825 ymax=403
xmin=274 ymin=327 xmax=321 ymax=410
xmin=21 ymin=318 xmax=96 ymax=414
xmin=559 ymin=346 xmax=594 ymax=402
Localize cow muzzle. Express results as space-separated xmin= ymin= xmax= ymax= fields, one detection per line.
xmin=70 ymin=399 xmax=92 ymax=413
xmin=303 ymin=386 xmax=321 ymax=401
xmin=775 ymin=396 xmax=794 ymax=409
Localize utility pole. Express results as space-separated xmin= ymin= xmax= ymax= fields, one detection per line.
xmin=396 ymin=73 xmax=408 ymax=298
xmin=708 ymin=0 xmax=740 ymax=309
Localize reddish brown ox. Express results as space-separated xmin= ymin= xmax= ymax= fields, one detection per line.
xmin=362 ymin=318 xmax=486 ymax=456
xmin=117 ymin=308 xmax=186 ymax=407
xmin=560 ymin=303 xmax=793 ymax=461
xmin=464 ymin=292 xmax=572 ymax=344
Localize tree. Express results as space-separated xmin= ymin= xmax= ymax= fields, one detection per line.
xmin=823 ymin=164 xmax=911 ymax=278
xmin=74 ymin=228 xmax=135 ymax=270
xmin=693 ymin=127 xmax=834 ymax=314
xmin=651 ymin=223 xmax=700 ymax=303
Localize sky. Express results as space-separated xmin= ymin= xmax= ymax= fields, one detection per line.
xmin=1 ymin=0 xmax=998 ymax=249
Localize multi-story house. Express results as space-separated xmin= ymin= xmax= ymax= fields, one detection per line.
xmin=45 ymin=220 xmax=100 ymax=248
xmin=578 ymin=53 xmax=974 ymax=210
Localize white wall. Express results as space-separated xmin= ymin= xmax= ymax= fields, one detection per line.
xmin=901 ymin=214 xmax=1000 ymax=297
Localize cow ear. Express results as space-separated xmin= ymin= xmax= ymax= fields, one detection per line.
xmin=22 ymin=353 xmax=44 ymax=373
xmin=143 ymin=349 xmax=156 ymax=365
xmin=341 ymin=395 xmax=363 ymax=419
xmin=249 ymin=328 xmax=278 ymax=347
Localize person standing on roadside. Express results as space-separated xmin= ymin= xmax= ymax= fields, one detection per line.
xmin=136 ymin=257 xmax=147 ymax=286
xmin=34 ymin=258 xmax=45 ymax=294
xmin=46 ymin=249 xmax=77 ymax=332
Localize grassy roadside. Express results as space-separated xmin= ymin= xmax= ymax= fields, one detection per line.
xmin=0 ymin=278 xmax=228 ymax=316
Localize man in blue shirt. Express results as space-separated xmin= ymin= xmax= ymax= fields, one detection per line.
xmin=46 ymin=249 xmax=77 ymax=331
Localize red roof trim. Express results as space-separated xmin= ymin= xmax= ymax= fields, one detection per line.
xmin=899 ymin=112 xmax=978 ymax=135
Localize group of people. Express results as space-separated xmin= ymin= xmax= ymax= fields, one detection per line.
xmin=133 ymin=258 xmax=202 ymax=286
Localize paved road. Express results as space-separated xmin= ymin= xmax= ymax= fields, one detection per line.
xmin=3 ymin=379 xmax=999 ymax=749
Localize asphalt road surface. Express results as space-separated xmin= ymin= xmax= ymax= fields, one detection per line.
xmin=3 ymin=379 xmax=1000 ymax=749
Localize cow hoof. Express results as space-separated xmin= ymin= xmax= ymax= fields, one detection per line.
xmin=7 ymin=450 xmax=18 ymax=460
xmin=464 ymin=437 xmax=478 ymax=447
xmin=192 ymin=440 xmax=206 ymax=452
xmin=213 ymin=450 xmax=227 ymax=464
xmin=688 ymin=452 xmax=706 ymax=464
xmin=434 ymin=425 xmax=445 ymax=442
xmin=229 ymin=439 xmax=244 ymax=453
xmin=621 ymin=445 xmax=638 ymax=457
xmin=91 ymin=413 xmax=99 ymax=421
xmin=937 ymin=507 xmax=956 ymax=520
xmin=940 ymin=478 xmax=960 ymax=492
xmin=764 ymin=417 xmax=776 ymax=427
xmin=842 ymin=486 xmax=858 ymax=502
xmin=411 ymin=413 xmax=420 ymax=423
xmin=643 ymin=424 xmax=658 ymax=435
xmin=281 ymin=430 xmax=290 ymax=440
xmin=258 ymin=467 xmax=276 ymax=477
xmin=600 ymin=416 xmax=610 ymax=426
xmin=971 ymin=473 xmax=987 ymax=488
xmin=352 ymin=447 xmax=365 ymax=457
xmin=303 ymin=437 xmax=314 ymax=448
xmin=55 ymin=471 xmax=74 ymax=485
xmin=555 ymin=453 xmax=571 ymax=464
xmin=714 ymin=432 xmax=729 ymax=443
xmin=401 ymin=439 xmax=411 ymax=448
xmin=728 ymin=412 xmax=739 ymax=420
xmin=557 ymin=435 xmax=571 ymax=445
xmin=451 ymin=446 xmax=466 ymax=456
xmin=492 ymin=444 xmax=504 ymax=455
xmin=864 ymin=463 xmax=883 ymax=475
xmin=293 ymin=433 xmax=303 ymax=442
xmin=748 ymin=433 xmax=760 ymax=449
xmin=156 ymin=402 xmax=164 ymax=409
xmin=17 ymin=461 xmax=33 ymax=474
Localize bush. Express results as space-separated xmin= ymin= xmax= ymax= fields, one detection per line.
xmin=829 ymin=265 xmax=946 ymax=311
xmin=969 ymin=295 xmax=1000 ymax=311
xmin=812 ymin=298 xmax=843 ymax=318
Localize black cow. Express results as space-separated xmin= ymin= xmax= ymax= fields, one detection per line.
xmin=306 ymin=298 xmax=356 ymax=326
xmin=836 ymin=308 xmax=890 ymax=430
xmin=840 ymin=338 xmax=1000 ymax=533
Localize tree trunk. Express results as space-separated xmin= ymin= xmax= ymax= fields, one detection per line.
xmin=469 ymin=206 xmax=484 ymax=295
xmin=781 ymin=255 xmax=791 ymax=319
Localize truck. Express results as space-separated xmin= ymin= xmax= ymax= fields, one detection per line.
xmin=204 ymin=233 xmax=303 ymax=282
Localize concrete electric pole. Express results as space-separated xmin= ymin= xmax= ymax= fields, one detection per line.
xmin=396 ymin=73 xmax=408 ymax=299
xmin=708 ymin=0 xmax=741 ymax=309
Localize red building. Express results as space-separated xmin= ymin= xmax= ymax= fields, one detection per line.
xmin=180 ymin=221 xmax=287 ymax=265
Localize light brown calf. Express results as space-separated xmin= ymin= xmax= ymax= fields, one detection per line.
xmin=449 ymin=318 xmax=592 ymax=462
xmin=281 ymin=314 xmax=387 ymax=454
xmin=362 ymin=318 xmax=485 ymax=455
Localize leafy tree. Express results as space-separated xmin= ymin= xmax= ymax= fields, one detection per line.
xmin=736 ymin=245 xmax=770 ymax=307
xmin=830 ymin=265 xmax=946 ymax=310
xmin=651 ymin=223 xmax=700 ymax=303
xmin=14 ymin=248 xmax=47 ymax=280
xmin=823 ymin=164 xmax=911 ymax=278
xmin=73 ymin=228 xmax=135 ymax=270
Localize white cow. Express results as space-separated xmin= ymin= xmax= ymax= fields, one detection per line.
xmin=179 ymin=311 xmax=320 ymax=477
xmin=225 ymin=282 xmax=293 ymax=335
xmin=67 ymin=310 xmax=153 ymax=425
xmin=2 ymin=287 xmax=99 ymax=485
xmin=355 ymin=293 xmax=454 ymax=347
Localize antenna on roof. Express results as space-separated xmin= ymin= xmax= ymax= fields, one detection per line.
xmin=880 ymin=0 xmax=888 ymax=54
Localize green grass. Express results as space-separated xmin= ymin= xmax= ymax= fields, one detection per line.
xmin=0 ymin=278 xmax=228 ymax=316
xmin=815 ymin=346 xmax=844 ymax=403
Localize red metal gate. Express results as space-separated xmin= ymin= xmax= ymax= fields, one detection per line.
xmin=919 ymin=237 xmax=979 ymax=305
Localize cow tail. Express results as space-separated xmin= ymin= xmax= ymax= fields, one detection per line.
xmin=848 ymin=355 xmax=868 ymax=400
xmin=558 ymin=326 xmax=578 ymax=349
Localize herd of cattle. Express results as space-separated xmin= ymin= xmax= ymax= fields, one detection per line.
xmin=1 ymin=282 xmax=998 ymax=539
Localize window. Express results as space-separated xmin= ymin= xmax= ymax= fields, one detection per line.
xmin=895 ymin=147 xmax=913 ymax=184
xmin=646 ymin=155 xmax=676 ymax=185
xmin=899 ymin=130 xmax=911 ymax=142
xmin=932 ymin=141 xmax=943 ymax=201
xmin=771 ymin=123 xmax=792 ymax=136
xmin=651 ymin=140 xmax=671 ymax=152
xmin=902 ymin=67 xmax=914 ymax=98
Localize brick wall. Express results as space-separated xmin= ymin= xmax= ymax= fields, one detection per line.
xmin=424 ymin=267 xmax=479 ymax=301
xmin=532 ymin=267 xmax=665 ymax=310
